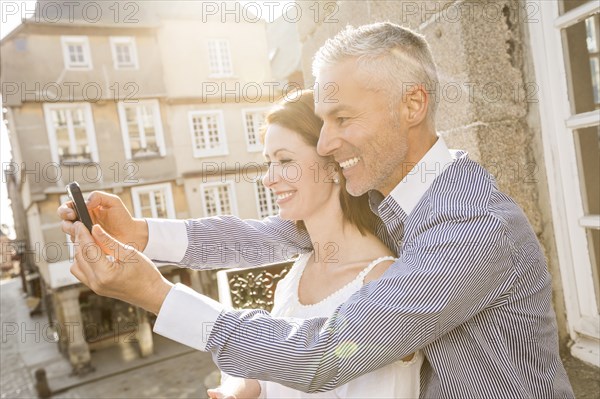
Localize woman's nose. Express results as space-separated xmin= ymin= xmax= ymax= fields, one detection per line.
xmin=262 ymin=164 xmax=278 ymax=188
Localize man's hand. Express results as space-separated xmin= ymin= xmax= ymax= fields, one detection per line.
xmin=70 ymin=222 xmax=172 ymax=314
xmin=58 ymin=191 xmax=149 ymax=252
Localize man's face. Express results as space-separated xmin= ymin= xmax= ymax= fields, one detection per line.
xmin=314 ymin=59 xmax=409 ymax=196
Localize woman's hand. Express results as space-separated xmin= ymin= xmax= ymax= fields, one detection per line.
xmin=207 ymin=377 xmax=261 ymax=399
xmin=57 ymin=191 xmax=149 ymax=252
xmin=207 ymin=387 xmax=237 ymax=399
xmin=70 ymin=222 xmax=172 ymax=314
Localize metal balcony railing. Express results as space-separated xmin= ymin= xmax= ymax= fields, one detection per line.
xmin=217 ymin=261 xmax=293 ymax=312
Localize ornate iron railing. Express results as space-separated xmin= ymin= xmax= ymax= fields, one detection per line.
xmin=217 ymin=261 xmax=294 ymax=312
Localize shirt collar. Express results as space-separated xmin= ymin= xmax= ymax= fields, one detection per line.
xmin=381 ymin=136 xmax=454 ymax=216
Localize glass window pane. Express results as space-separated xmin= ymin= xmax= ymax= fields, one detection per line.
xmin=574 ymin=126 xmax=600 ymax=215
xmin=51 ymin=107 xmax=91 ymax=162
xmin=560 ymin=0 xmax=591 ymax=15
xmin=138 ymin=192 xmax=153 ymax=218
xmin=574 ymin=126 xmax=600 ymax=306
xmin=204 ymin=188 xmax=218 ymax=216
xmin=585 ymin=227 xmax=600 ymax=310
xmin=219 ymin=186 xmax=231 ymax=214
xmin=153 ymin=190 xmax=167 ymax=218
xmin=563 ymin=14 xmax=600 ymax=113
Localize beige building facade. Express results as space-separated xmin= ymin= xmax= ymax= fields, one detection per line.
xmin=1 ymin=2 xmax=285 ymax=373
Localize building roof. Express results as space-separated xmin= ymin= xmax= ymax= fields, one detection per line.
xmin=2 ymin=1 xmax=265 ymax=44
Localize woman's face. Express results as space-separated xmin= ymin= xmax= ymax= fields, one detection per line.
xmin=262 ymin=124 xmax=340 ymax=222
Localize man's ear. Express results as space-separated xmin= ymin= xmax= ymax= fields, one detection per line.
xmin=404 ymin=85 xmax=429 ymax=127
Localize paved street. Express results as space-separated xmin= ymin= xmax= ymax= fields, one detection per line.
xmin=56 ymin=352 xmax=219 ymax=399
xmin=1 ymin=279 xmax=219 ymax=399
xmin=1 ymin=280 xmax=37 ymax=399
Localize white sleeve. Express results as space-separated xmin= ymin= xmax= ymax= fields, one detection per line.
xmin=143 ymin=218 xmax=188 ymax=263
xmin=153 ymin=283 xmax=225 ymax=351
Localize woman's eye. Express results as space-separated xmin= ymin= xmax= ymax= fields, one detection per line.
xmin=266 ymin=160 xmax=291 ymax=166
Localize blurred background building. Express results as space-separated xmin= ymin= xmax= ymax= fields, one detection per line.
xmin=1 ymin=0 xmax=302 ymax=374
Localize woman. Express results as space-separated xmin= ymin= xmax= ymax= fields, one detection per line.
xmin=208 ymin=90 xmax=422 ymax=399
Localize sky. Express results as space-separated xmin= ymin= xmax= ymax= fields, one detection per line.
xmin=0 ymin=0 xmax=290 ymax=238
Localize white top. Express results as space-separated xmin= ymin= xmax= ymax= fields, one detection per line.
xmin=258 ymin=252 xmax=422 ymax=399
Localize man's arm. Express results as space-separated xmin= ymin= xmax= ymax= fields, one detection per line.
xmin=144 ymin=215 xmax=312 ymax=268
xmin=154 ymin=211 xmax=517 ymax=392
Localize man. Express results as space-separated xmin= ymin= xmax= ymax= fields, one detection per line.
xmin=61 ymin=22 xmax=574 ymax=397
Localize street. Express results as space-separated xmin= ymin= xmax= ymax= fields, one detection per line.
xmin=1 ymin=279 xmax=219 ymax=399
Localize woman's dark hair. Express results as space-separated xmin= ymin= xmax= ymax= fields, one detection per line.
xmin=260 ymin=90 xmax=377 ymax=236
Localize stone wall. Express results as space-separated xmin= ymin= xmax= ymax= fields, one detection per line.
xmin=296 ymin=0 xmax=568 ymax=346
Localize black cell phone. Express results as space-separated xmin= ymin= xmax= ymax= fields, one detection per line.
xmin=66 ymin=182 xmax=93 ymax=233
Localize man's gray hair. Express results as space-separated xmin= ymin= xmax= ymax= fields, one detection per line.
xmin=313 ymin=22 xmax=439 ymax=123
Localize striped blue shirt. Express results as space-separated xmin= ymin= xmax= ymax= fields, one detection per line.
xmin=152 ymin=144 xmax=574 ymax=398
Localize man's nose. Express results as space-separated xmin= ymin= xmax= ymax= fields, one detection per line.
xmin=317 ymin=123 xmax=341 ymax=157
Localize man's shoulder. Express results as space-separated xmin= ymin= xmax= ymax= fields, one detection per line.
xmin=427 ymin=152 xmax=497 ymax=211
xmin=422 ymin=152 xmax=528 ymax=231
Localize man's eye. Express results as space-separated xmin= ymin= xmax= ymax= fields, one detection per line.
xmin=337 ymin=117 xmax=348 ymax=125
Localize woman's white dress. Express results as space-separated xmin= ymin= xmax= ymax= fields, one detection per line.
xmin=258 ymin=252 xmax=422 ymax=398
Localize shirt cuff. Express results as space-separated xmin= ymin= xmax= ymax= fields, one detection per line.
xmin=153 ymin=283 xmax=225 ymax=351
xmin=143 ymin=218 xmax=188 ymax=262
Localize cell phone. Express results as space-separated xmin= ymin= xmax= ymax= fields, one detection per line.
xmin=66 ymin=182 xmax=93 ymax=233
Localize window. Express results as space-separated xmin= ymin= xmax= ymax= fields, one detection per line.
xmin=200 ymin=181 xmax=237 ymax=216
xmin=242 ymin=108 xmax=269 ymax=152
xmin=61 ymin=36 xmax=92 ymax=69
xmin=254 ymin=179 xmax=278 ymax=219
xmin=188 ymin=110 xmax=228 ymax=157
xmin=529 ymin=0 xmax=600 ymax=366
xmin=208 ymin=39 xmax=233 ymax=77
xmin=131 ymin=183 xmax=175 ymax=219
xmin=43 ymin=103 xmax=98 ymax=164
xmin=110 ymin=36 xmax=138 ymax=69
xmin=117 ymin=100 xmax=166 ymax=159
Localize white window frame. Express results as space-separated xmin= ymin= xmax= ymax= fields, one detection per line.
xmin=117 ymin=100 xmax=166 ymax=159
xmin=61 ymin=36 xmax=92 ymax=70
xmin=43 ymin=102 xmax=99 ymax=164
xmin=200 ymin=180 xmax=238 ymax=217
xmin=207 ymin=39 xmax=233 ymax=77
xmin=188 ymin=110 xmax=228 ymax=158
xmin=130 ymin=183 xmax=175 ymax=219
xmin=528 ymin=0 xmax=600 ymax=366
xmin=109 ymin=36 xmax=139 ymax=70
xmin=242 ymin=107 xmax=269 ymax=152
xmin=253 ymin=179 xmax=278 ymax=219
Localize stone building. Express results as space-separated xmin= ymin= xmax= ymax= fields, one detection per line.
xmin=292 ymin=0 xmax=599 ymax=367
